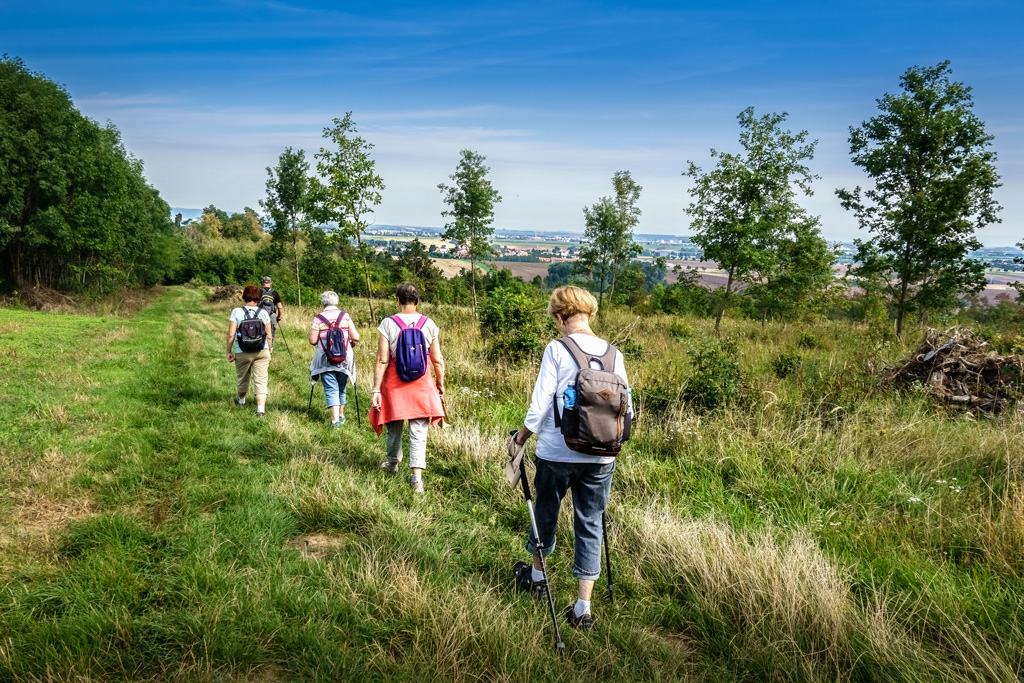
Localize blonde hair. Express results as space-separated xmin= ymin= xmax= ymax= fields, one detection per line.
xmin=547 ymin=285 xmax=598 ymax=320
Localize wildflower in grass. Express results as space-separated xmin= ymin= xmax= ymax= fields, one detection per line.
xmin=908 ymin=497 xmax=922 ymax=503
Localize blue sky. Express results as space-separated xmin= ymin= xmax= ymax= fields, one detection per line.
xmin=4 ymin=0 xmax=1023 ymax=244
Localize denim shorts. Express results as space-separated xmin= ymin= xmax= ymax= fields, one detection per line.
xmin=320 ymin=371 xmax=348 ymax=408
xmin=525 ymin=458 xmax=615 ymax=581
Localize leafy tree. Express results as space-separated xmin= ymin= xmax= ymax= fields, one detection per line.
xmin=260 ymin=148 xmax=311 ymax=305
xmin=684 ymin=108 xmax=818 ymax=333
xmin=837 ymin=61 xmax=1001 ymax=336
xmin=576 ymin=172 xmax=643 ymax=313
xmin=300 ymin=228 xmax=339 ymax=291
xmin=576 ymin=197 xmax=618 ymax=310
xmin=0 ymin=56 xmax=175 ymax=291
xmin=746 ymin=219 xmax=838 ymax=323
xmin=1011 ymin=241 xmax=1024 ymax=296
xmin=312 ymin=113 xmax=385 ymax=320
xmin=608 ymin=171 xmax=644 ymax=302
xmin=396 ymin=238 xmax=444 ymax=299
xmin=438 ymin=149 xmax=502 ymax=314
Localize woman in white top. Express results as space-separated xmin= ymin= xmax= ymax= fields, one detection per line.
xmin=370 ymin=282 xmax=446 ymax=492
xmin=226 ymin=284 xmax=274 ymax=416
xmin=507 ymin=285 xmax=632 ymax=631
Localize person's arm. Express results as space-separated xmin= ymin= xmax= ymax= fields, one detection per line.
xmin=346 ymin=314 xmax=360 ymax=346
xmin=275 ymin=292 xmax=283 ymax=321
xmin=512 ymin=343 xmax=558 ymax=445
xmin=264 ymin=313 xmax=273 ymax=348
xmin=370 ymin=333 xmax=390 ymax=408
xmin=226 ymin=321 xmax=237 ymax=361
xmin=428 ymin=338 xmax=445 ymax=396
xmin=309 ymin=316 xmax=321 ymax=345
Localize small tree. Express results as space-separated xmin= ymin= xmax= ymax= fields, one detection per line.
xmin=608 ymin=171 xmax=643 ymax=302
xmin=837 ymin=61 xmax=1001 ymax=336
xmin=438 ymin=149 xmax=502 ymax=314
xmin=260 ymin=147 xmax=311 ymax=305
xmin=684 ymin=108 xmax=818 ymax=333
xmin=576 ymin=174 xmax=643 ymax=314
xmin=312 ymin=113 xmax=385 ymax=321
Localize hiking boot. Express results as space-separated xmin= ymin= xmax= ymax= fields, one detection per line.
xmin=256 ymin=410 xmax=266 ymax=418
xmin=410 ymin=477 xmax=424 ymax=493
xmin=380 ymin=461 xmax=399 ymax=474
xmin=564 ymin=605 xmax=595 ymax=631
xmin=233 ymin=397 xmax=246 ymax=406
xmin=513 ymin=561 xmax=547 ymax=599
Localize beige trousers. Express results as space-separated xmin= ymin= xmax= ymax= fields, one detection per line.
xmin=235 ymin=347 xmax=271 ymax=398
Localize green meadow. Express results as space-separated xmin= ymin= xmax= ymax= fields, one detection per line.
xmin=1 ymin=287 xmax=1022 ymax=682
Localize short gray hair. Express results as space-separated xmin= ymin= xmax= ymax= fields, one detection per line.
xmin=319 ymin=291 xmax=339 ymax=307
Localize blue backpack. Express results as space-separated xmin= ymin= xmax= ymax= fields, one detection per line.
xmin=393 ymin=315 xmax=428 ymax=382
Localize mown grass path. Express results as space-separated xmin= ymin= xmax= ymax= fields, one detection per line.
xmin=0 ymin=288 xmax=687 ymax=681
xmin=2 ymin=287 xmax=1023 ymax=682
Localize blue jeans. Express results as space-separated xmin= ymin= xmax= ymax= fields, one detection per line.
xmin=525 ymin=458 xmax=615 ymax=581
xmin=320 ymin=371 xmax=348 ymax=408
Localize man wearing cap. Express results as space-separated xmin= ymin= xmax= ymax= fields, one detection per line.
xmin=258 ymin=277 xmax=284 ymax=349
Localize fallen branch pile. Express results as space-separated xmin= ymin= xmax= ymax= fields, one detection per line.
xmin=882 ymin=327 xmax=1023 ymax=412
xmin=208 ymin=285 xmax=242 ymax=302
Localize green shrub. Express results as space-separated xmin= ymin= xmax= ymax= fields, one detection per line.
xmin=797 ymin=331 xmax=819 ymax=349
xmin=479 ymin=288 xmax=545 ymax=364
xmin=772 ymin=352 xmax=802 ymax=379
xmin=669 ymin=320 xmax=695 ymax=340
xmin=682 ymin=337 xmax=743 ymax=413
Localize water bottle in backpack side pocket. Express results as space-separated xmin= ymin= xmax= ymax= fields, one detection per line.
xmin=563 ymin=381 xmax=577 ymax=410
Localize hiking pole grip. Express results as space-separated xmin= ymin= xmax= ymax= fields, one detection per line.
xmin=308 ymin=381 xmax=315 ymax=414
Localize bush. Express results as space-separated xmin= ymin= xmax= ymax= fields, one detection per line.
xmin=772 ymin=351 xmax=801 ymax=379
xmin=669 ymin=320 xmax=695 ymax=340
xmin=682 ymin=337 xmax=743 ymax=413
xmin=797 ymin=331 xmax=819 ymax=349
xmin=479 ymin=288 xmax=545 ymax=364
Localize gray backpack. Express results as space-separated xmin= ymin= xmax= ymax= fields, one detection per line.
xmin=553 ymin=337 xmax=631 ymax=456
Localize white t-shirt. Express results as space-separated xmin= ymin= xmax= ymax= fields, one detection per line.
xmin=524 ymin=334 xmax=633 ymax=465
xmin=377 ymin=313 xmax=440 ymax=356
xmin=229 ymin=306 xmax=272 ymax=353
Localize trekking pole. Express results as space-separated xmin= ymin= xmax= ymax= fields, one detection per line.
xmin=276 ymin=323 xmax=295 ymax=363
xmin=516 ymin=441 xmax=565 ymax=656
xmin=351 ymin=374 xmax=361 ymax=428
xmin=308 ymin=379 xmax=316 ymax=415
xmin=603 ymin=512 xmax=614 ymax=605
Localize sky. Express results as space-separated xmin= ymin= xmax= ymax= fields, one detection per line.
xmin=3 ymin=0 xmax=1023 ymax=245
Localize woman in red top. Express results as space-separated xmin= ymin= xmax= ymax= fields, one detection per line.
xmin=370 ymin=282 xmax=445 ymax=492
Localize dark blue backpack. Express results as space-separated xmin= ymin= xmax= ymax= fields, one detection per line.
xmin=236 ymin=308 xmax=267 ymax=352
xmin=393 ymin=315 xmax=428 ymax=382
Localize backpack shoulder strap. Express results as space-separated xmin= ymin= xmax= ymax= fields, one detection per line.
xmin=412 ymin=315 xmax=428 ymax=330
xmin=596 ymin=342 xmax=618 ymax=372
xmin=558 ymin=336 xmax=617 ymax=371
xmin=557 ymin=336 xmax=590 ymax=370
xmin=315 ymin=313 xmax=331 ymax=327
xmin=392 ymin=314 xmax=408 ymax=331
xmin=243 ymin=307 xmax=258 ymax=320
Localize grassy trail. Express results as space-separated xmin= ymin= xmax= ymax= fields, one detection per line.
xmin=0 ymin=288 xmax=684 ymax=681
xmin=2 ymin=287 xmax=1023 ymax=681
